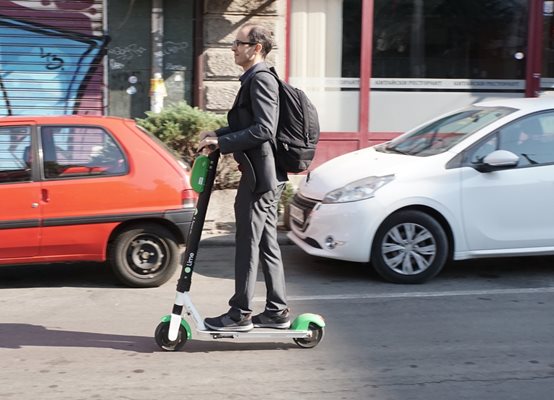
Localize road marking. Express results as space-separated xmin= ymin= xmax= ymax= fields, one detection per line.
xmin=254 ymin=286 xmax=554 ymax=302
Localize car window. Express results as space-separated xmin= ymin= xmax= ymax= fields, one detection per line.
xmin=467 ymin=112 xmax=554 ymax=168
xmin=379 ymin=106 xmax=515 ymax=156
xmin=467 ymin=135 xmax=499 ymax=164
xmin=0 ymin=126 xmax=32 ymax=183
xmin=499 ymin=114 xmax=554 ymax=167
xmin=40 ymin=126 xmax=128 ymax=179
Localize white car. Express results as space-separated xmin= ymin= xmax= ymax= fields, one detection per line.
xmin=288 ymin=97 xmax=554 ymax=283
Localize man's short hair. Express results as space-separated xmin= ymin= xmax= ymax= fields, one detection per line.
xmin=245 ymin=24 xmax=274 ymax=57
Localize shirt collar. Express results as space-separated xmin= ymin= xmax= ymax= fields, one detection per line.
xmin=239 ymin=62 xmax=267 ymax=85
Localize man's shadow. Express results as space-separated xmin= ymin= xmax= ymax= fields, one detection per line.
xmin=0 ymin=323 xmax=156 ymax=352
xmin=0 ymin=323 xmax=297 ymax=353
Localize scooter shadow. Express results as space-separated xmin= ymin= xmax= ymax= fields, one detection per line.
xmin=183 ymin=339 xmax=298 ymax=352
xmin=0 ymin=323 xmax=299 ymax=353
xmin=0 ymin=323 xmax=156 ymax=353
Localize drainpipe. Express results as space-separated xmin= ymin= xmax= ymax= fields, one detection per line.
xmin=525 ymin=0 xmax=543 ymax=97
xmin=150 ymin=0 xmax=166 ymax=113
xmin=193 ymin=0 xmax=205 ymax=108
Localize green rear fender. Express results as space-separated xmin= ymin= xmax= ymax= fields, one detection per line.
xmin=290 ymin=313 xmax=326 ymax=331
xmin=161 ymin=315 xmax=192 ymax=339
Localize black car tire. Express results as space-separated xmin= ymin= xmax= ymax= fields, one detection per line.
xmin=371 ymin=210 xmax=448 ymax=284
xmin=110 ymin=224 xmax=179 ymax=287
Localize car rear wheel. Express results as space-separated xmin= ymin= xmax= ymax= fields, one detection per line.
xmin=110 ymin=224 xmax=179 ymax=287
xmin=371 ymin=210 xmax=448 ymax=284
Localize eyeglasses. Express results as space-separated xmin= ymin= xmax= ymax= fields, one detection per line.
xmin=232 ymin=39 xmax=258 ymax=47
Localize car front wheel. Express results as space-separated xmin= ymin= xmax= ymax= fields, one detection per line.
xmin=371 ymin=210 xmax=448 ymax=284
xmin=109 ymin=224 xmax=180 ymax=287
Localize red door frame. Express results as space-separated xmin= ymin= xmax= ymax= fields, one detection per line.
xmin=358 ymin=0 xmax=373 ymax=148
xmin=526 ymin=0 xmax=544 ymax=97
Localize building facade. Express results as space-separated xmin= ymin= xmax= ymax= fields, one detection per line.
xmin=1 ymin=0 xmax=552 ymax=167
xmin=0 ymin=0 xmax=107 ymax=115
xmin=285 ymin=0 xmax=551 ymax=167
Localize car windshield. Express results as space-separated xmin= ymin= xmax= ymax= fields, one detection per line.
xmin=377 ymin=106 xmax=516 ymax=156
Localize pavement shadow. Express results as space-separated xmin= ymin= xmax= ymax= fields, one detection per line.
xmin=0 ymin=262 xmax=124 ymax=289
xmin=193 ymin=243 xmax=374 ymax=282
xmin=0 ymin=323 xmax=156 ymax=353
xmin=440 ymin=255 xmax=554 ymax=282
xmin=0 ymin=323 xmax=300 ymax=353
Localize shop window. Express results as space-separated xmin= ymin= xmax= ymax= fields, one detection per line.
xmin=369 ymin=0 xmax=529 ymax=134
xmin=543 ymin=1 xmax=554 ymax=88
xmin=289 ymin=0 xmax=362 ymax=132
xmin=373 ymin=0 xmax=527 ymax=80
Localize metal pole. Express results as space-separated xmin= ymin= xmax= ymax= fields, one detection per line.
xmin=151 ymin=0 xmax=166 ymax=112
xmin=525 ymin=0 xmax=543 ymax=98
xmin=358 ymin=0 xmax=374 ymax=148
xmin=193 ymin=0 xmax=205 ymax=108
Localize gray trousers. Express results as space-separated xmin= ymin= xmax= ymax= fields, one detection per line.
xmin=228 ymin=179 xmax=287 ymax=317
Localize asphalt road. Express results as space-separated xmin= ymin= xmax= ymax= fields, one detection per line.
xmin=1 ymin=244 xmax=553 ymax=400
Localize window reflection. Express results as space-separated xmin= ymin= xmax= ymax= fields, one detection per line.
xmin=289 ymin=0 xmax=361 ymax=132
xmin=41 ymin=126 xmax=127 ymax=179
xmin=542 ymin=1 xmax=554 ymax=86
xmin=0 ymin=126 xmax=32 ymax=183
xmin=373 ymin=0 xmax=527 ymax=79
xmin=469 ymin=113 xmax=554 ymax=167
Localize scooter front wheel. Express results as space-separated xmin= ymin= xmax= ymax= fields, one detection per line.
xmin=293 ymin=323 xmax=324 ymax=349
xmin=155 ymin=321 xmax=188 ymax=351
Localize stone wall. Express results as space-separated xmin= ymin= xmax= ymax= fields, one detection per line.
xmin=203 ymin=0 xmax=286 ymax=112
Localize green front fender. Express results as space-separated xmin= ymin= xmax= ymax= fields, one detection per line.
xmin=190 ymin=155 xmax=210 ymax=193
xmin=290 ymin=313 xmax=326 ymax=331
xmin=161 ymin=315 xmax=192 ymax=339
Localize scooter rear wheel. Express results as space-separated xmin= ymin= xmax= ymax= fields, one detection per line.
xmin=155 ymin=321 xmax=188 ymax=351
xmin=293 ymin=323 xmax=324 ymax=349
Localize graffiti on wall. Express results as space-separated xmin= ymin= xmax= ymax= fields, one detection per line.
xmin=0 ymin=0 xmax=108 ymax=116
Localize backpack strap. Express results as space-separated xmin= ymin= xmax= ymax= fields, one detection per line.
xmin=252 ymin=67 xmax=282 ymax=153
xmin=299 ymin=88 xmax=310 ymax=145
xmin=266 ymin=67 xmax=310 ymax=145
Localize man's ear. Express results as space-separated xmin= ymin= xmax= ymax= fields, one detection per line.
xmin=254 ymin=42 xmax=263 ymax=55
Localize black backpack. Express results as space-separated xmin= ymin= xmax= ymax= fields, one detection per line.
xmin=258 ymin=67 xmax=320 ymax=173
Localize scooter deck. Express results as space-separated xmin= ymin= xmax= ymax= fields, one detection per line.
xmin=197 ymin=328 xmax=312 ymax=340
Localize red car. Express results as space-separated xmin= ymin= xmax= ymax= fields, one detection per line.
xmin=0 ymin=116 xmax=196 ymax=287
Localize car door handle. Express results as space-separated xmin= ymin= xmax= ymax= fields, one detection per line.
xmin=41 ymin=189 xmax=50 ymax=203
xmin=31 ymin=202 xmax=39 ymax=208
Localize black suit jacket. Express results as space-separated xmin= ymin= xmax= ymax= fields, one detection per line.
xmin=216 ymin=62 xmax=287 ymax=193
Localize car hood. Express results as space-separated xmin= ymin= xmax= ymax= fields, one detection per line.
xmin=299 ymin=146 xmax=433 ymax=199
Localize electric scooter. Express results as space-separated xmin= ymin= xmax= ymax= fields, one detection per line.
xmin=154 ymin=148 xmax=325 ymax=351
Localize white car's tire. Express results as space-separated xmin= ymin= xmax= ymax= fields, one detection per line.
xmin=371 ymin=210 xmax=448 ymax=284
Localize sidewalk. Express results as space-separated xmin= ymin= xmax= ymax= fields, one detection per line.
xmin=199 ymin=189 xmax=292 ymax=246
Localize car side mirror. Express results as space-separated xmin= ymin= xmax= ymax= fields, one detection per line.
xmin=475 ymin=149 xmax=519 ymax=172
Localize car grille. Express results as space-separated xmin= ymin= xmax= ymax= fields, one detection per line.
xmin=290 ymin=192 xmax=319 ymax=232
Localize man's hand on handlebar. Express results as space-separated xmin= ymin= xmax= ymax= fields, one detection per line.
xmin=198 ymin=130 xmax=216 ymax=141
xmin=197 ymin=135 xmax=219 ymax=154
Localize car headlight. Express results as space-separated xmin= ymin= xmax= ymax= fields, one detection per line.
xmin=322 ymin=175 xmax=395 ymax=204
